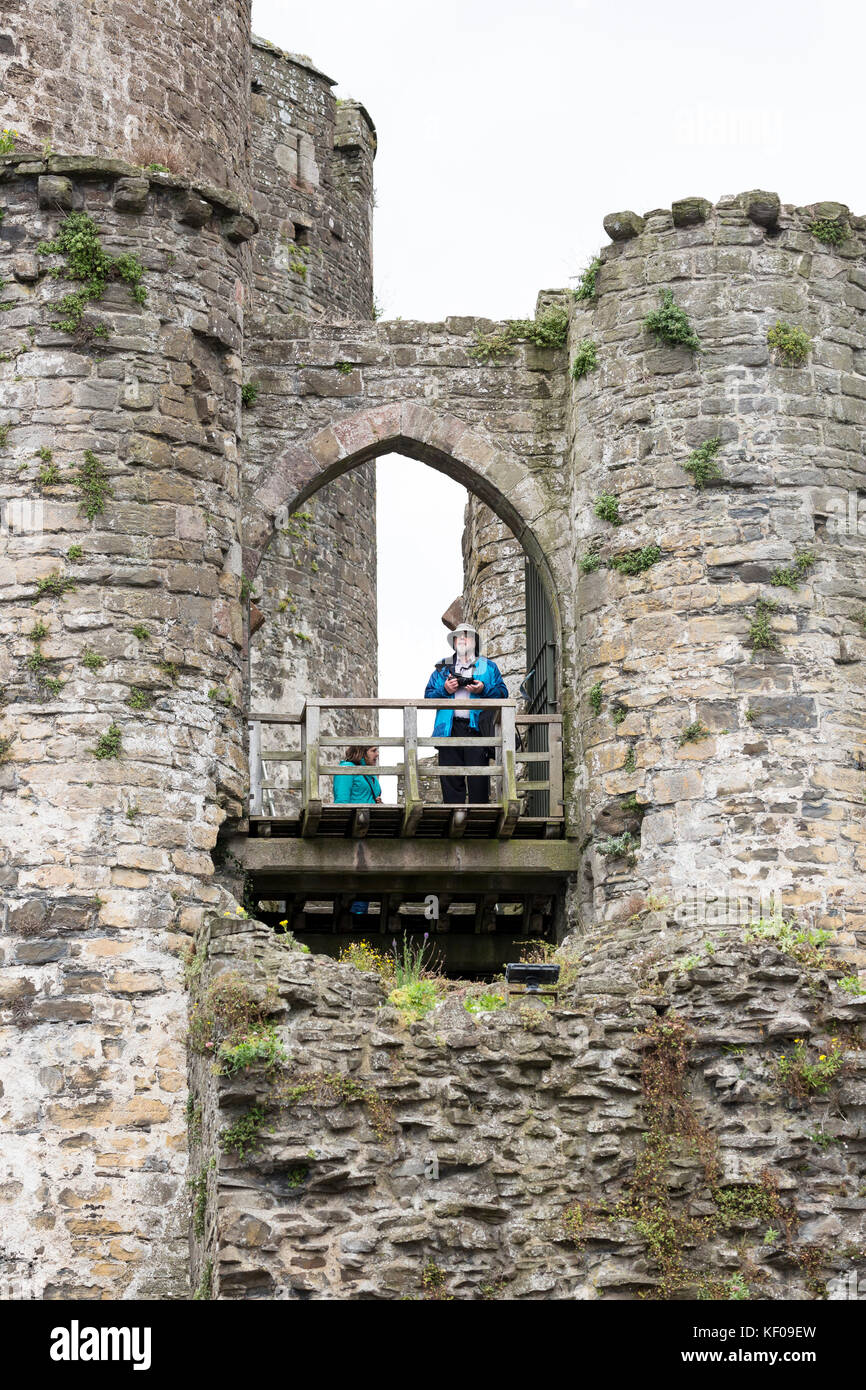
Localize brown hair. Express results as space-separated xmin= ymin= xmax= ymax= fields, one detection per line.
xmin=345 ymin=745 xmax=374 ymax=765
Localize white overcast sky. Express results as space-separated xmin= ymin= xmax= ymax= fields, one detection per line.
xmin=251 ymin=0 xmax=863 ymax=759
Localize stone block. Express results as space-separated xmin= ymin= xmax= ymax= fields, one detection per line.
xmin=176 ymin=191 xmax=213 ymax=227
xmin=671 ymin=197 xmax=711 ymax=227
xmin=38 ymin=175 xmax=74 ymax=209
xmin=603 ymin=210 xmax=645 ymax=241
xmin=113 ymin=177 xmax=149 ymax=213
xmin=739 ymin=190 xmax=780 ymax=227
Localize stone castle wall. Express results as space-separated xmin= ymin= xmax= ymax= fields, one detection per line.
xmin=462 ymin=496 xmax=527 ymax=694
xmin=245 ymin=36 xmax=379 ymax=753
xmin=189 ymin=910 xmax=866 ymax=1301
xmin=0 ymin=157 xmax=255 ymax=1296
xmin=572 ymin=195 xmax=866 ymax=938
xmin=0 ymin=0 xmax=252 ymax=194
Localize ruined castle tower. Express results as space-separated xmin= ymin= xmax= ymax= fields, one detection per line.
xmin=1 ymin=0 xmax=865 ymax=1304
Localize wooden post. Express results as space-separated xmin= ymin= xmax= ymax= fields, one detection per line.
xmin=497 ymin=704 xmax=520 ymax=838
xmin=301 ymin=704 xmax=322 ymax=837
xmin=402 ymin=704 xmax=423 ymax=836
xmin=249 ymin=720 xmax=263 ymax=818
xmin=548 ymin=718 xmax=564 ymax=817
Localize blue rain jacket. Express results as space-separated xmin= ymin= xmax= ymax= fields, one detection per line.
xmin=333 ymin=762 xmax=381 ymax=804
xmin=424 ymin=655 xmax=508 ymax=736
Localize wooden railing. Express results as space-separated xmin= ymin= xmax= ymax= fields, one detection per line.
xmin=247 ymin=698 xmax=563 ymax=835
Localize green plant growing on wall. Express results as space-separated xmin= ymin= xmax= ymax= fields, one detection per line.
xmin=508 ymin=305 xmax=569 ymax=349
xmin=775 ymin=1038 xmax=846 ymax=1099
xmin=770 ymin=550 xmax=816 ymax=591
xmin=611 ymin=702 xmax=628 ymax=726
xmin=220 ymin=1105 xmax=268 ymax=1161
xmin=29 ymin=620 xmax=49 ymax=642
xmin=767 ymin=320 xmax=811 ymax=365
xmin=34 ymin=571 xmax=75 ymax=600
xmin=92 ymin=723 xmax=122 ymax=759
xmin=66 ymin=545 xmax=83 ymax=561
xmin=126 ymin=686 xmax=152 ymax=710
xmin=0 ymin=129 xmax=17 ymax=154
xmin=0 ymin=734 xmax=15 ymax=763
xmin=589 ymin=681 xmax=603 ymax=715
xmin=808 ymin=218 xmax=847 ymax=246
xmin=0 ymin=424 xmax=9 ymax=448
xmin=420 ymin=1261 xmax=453 ymax=1301
xmin=839 ymin=975 xmax=866 ymax=996
xmin=469 ymin=306 xmax=569 ymax=363
xmin=334 ymin=361 xmax=354 ymax=375
xmin=593 ymin=492 xmax=621 ymax=525
xmin=468 ymin=330 xmax=516 ymax=362
xmin=599 ymin=831 xmax=638 ymax=865
xmin=193 ymin=1259 xmax=213 ymax=1300
xmin=743 ymin=910 xmax=834 ymax=970
xmin=579 ymin=551 xmax=601 ymax=574
xmin=35 ymin=457 xmax=60 ymax=488
xmin=570 ymin=339 xmax=598 ymax=380
xmin=643 ymin=289 xmax=700 ymax=351
xmin=81 ymin=648 xmax=104 ymax=671
xmin=389 ymin=978 xmax=442 ymax=1021
xmin=624 ymin=745 xmax=637 ymax=773
xmin=608 ymin=545 xmax=661 ymax=576
xmin=75 ymin=450 xmax=112 ymax=520
xmin=573 ymin=256 xmax=601 ymax=301
xmin=190 ymin=1163 xmax=210 ymax=1239
xmin=158 ymin=660 xmax=180 ymax=683
xmin=131 ymin=624 xmax=150 ymax=641
xmin=464 ymin=989 xmax=506 ymax=1014
xmin=240 ymin=382 xmax=259 ymax=407
xmin=682 ymin=437 xmax=723 ymax=489
xmin=288 ymin=242 xmax=309 ymax=278
xmin=748 ymin=599 xmax=779 ymax=652
xmin=853 ymin=606 xmax=866 ymax=632
xmin=36 ymin=211 xmax=146 ymax=338
xmin=678 ymin=720 xmax=710 ymax=747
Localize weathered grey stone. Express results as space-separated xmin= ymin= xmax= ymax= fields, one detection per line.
xmin=37 ymin=174 xmax=74 ymax=209
xmin=603 ymin=210 xmax=645 ymax=241
xmin=113 ymin=176 xmax=149 ymax=213
xmin=671 ymin=196 xmax=711 ymax=227
xmin=223 ymin=213 xmax=256 ymax=242
xmin=176 ymin=191 xmax=213 ymax=227
xmin=739 ymin=189 xmax=781 ymax=226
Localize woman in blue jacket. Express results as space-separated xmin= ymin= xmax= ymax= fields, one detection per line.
xmin=333 ymin=745 xmax=382 ymax=804
xmin=424 ymin=624 xmax=508 ymax=804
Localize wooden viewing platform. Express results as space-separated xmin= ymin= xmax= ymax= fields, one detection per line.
xmin=246 ymin=698 xmax=566 ymax=841
xmin=232 ymin=699 xmax=576 ymax=955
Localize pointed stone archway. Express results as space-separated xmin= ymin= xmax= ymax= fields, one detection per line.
xmin=242 ymin=401 xmax=572 ymax=639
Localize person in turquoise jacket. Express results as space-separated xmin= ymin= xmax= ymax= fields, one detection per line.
xmin=333 ymin=745 xmax=382 ymax=804
xmin=424 ymin=624 xmax=508 ymax=804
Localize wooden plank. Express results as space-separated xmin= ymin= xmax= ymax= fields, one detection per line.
xmin=259 ymin=750 xmax=303 ymax=762
xmin=247 ymin=712 xmax=303 ymax=724
xmin=418 ymin=736 xmax=499 ymax=749
xmin=497 ymin=705 xmax=521 ymax=839
xmin=548 ymin=721 xmax=564 ymax=814
xmin=318 ymin=735 xmax=404 ymax=748
xmin=301 ymin=705 xmax=321 ymax=838
xmin=401 ymin=705 xmax=423 ymax=836
xmin=305 ymin=698 xmax=517 ymax=710
xmin=249 ymin=720 xmax=263 ymax=817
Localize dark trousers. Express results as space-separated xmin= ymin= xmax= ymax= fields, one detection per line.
xmin=439 ymin=725 xmax=491 ymax=804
